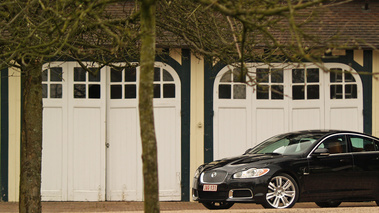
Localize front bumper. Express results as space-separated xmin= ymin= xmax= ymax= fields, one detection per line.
xmin=193 ymin=188 xmax=255 ymax=203
xmin=192 ymin=178 xmax=269 ymax=203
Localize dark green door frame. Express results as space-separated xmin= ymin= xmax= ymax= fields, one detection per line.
xmin=1 ymin=68 xmax=9 ymax=201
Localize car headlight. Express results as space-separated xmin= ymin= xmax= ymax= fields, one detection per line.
xmin=233 ymin=168 xmax=270 ymax=179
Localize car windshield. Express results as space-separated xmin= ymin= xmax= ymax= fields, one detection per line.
xmin=246 ymin=133 xmax=325 ymax=155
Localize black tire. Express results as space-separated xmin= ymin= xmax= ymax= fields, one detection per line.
xmin=201 ymin=201 xmax=234 ymax=210
xmin=261 ymin=173 xmax=299 ymax=209
xmin=315 ymin=201 xmax=341 ymax=208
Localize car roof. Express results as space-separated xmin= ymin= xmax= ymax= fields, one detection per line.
xmin=280 ymin=129 xmax=378 ymax=139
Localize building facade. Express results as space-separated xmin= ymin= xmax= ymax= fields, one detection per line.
xmin=1 ymin=49 xmax=379 ymax=202
xmin=2 ymin=0 xmax=379 ymax=203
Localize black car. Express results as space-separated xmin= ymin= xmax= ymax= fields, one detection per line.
xmin=192 ymin=130 xmax=379 ymax=209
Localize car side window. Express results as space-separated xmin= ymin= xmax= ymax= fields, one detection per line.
xmin=349 ymin=136 xmax=378 ymax=152
xmin=317 ymin=135 xmax=347 ymax=154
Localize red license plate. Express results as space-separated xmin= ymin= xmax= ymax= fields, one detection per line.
xmin=203 ymin=184 xmax=218 ymax=191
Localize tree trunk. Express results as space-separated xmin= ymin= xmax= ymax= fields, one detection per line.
xmin=139 ymin=0 xmax=160 ymax=212
xmin=19 ymin=61 xmax=43 ymax=213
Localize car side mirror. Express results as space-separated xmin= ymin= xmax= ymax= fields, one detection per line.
xmin=311 ymin=148 xmax=330 ymax=157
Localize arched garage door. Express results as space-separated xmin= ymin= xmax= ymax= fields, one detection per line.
xmin=106 ymin=62 xmax=181 ymax=201
xmin=41 ymin=62 xmax=181 ymax=201
xmin=213 ymin=63 xmax=363 ymax=159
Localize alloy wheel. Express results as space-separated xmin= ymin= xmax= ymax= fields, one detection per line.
xmin=264 ymin=174 xmax=298 ymax=208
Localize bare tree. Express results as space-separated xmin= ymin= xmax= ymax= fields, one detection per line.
xmin=139 ymin=0 xmax=160 ymax=212
xmin=158 ymin=0 xmax=354 ymax=82
xmin=1 ymin=1 xmax=53 ymax=211
xmin=0 ymin=1 xmax=140 ymax=212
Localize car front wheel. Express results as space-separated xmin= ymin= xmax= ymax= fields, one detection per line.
xmin=201 ymin=201 xmax=234 ymax=209
xmin=315 ymin=201 xmax=341 ymax=208
xmin=261 ymin=174 xmax=299 ymax=209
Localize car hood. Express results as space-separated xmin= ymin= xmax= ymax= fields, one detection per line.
xmin=201 ymin=154 xmax=293 ymax=172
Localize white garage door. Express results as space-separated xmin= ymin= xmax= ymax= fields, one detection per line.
xmin=213 ymin=63 xmax=363 ymax=160
xmin=41 ymin=62 xmax=107 ymax=201
xmin=106 ymin=62 xmax=181 ymax=201
xmin=41 ymin=62 xmax=68 ymax=200
xmin=41 ymin=62 xmax=181 ymax=201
